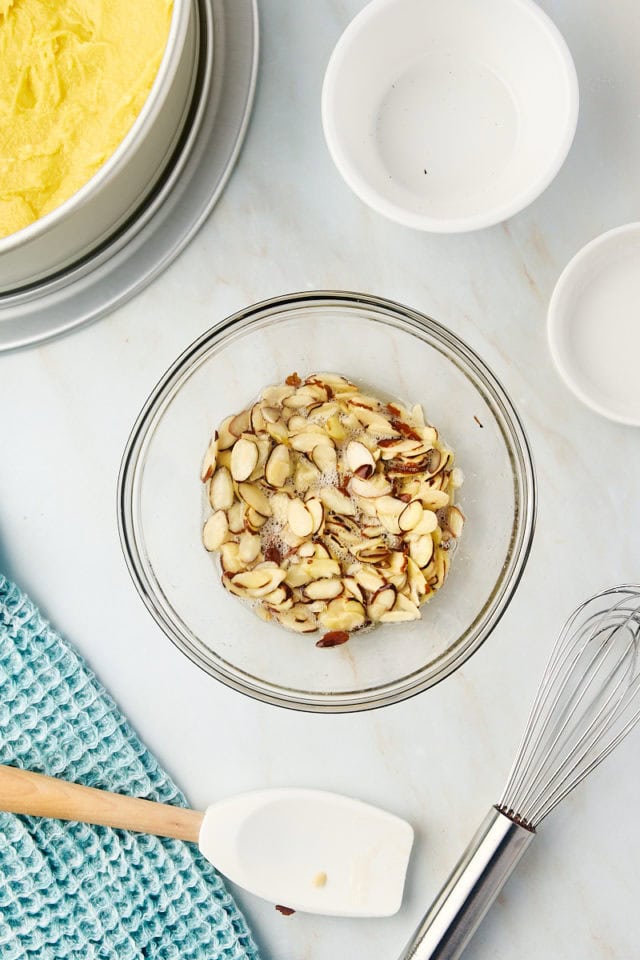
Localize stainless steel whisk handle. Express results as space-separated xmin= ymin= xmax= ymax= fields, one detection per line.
xmin=399 ymin=808 xmax=535 ymax=960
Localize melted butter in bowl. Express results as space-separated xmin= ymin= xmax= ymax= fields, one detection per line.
xmin=0 ymin=0 xmax=172 ymax=238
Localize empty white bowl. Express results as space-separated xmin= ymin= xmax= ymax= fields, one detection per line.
xmin=548 ymin=223 xmax=640 ymax=426
xmin=322 ymin=0 xmax=579 ymax=232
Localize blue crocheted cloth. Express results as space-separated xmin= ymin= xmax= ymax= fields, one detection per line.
xmin=0 ymin=575 xmax=260 ymax=960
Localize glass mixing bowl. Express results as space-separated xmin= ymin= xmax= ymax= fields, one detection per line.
xmin=118 ymin=292 xmax=536 ymax=712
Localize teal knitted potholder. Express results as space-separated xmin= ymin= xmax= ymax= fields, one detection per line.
xmin=0 ymin=575 xmax=260 ymax=960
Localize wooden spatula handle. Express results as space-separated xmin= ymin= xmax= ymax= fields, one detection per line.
xmin=0 ymin=764 xmax=204 ymax=843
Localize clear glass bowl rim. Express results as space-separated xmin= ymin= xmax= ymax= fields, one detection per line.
xmin=118 ymin=290 xmax=537 ymax=713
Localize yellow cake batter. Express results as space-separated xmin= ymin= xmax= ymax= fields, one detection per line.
xmin=0 ymin=0 xmax=172 ymax=239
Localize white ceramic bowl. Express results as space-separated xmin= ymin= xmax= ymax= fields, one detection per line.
xmin=548 ymin=223 xmax=640 ymax=426
xmin=0 ymin=0 xmax=196 ymax=293
xmin=322 ymin=0 xmax=579 ymax=233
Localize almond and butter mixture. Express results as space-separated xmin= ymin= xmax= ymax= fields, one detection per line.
xmin=200 ymin=373 xmax=464 ymax=645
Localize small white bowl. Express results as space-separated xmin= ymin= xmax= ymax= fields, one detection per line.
xmin=0 ymin=0 xmax=196 ymax=292
xmin=322 ymin=0 xmax=579 ymax=233
xmin=548 ymin=223 xmax=640 ymax=426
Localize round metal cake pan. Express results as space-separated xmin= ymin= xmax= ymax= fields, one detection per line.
xmin=0 ymin=0 xmax=258 ymax=352
xmin=0 ymin=0 xmax=197 ymax=292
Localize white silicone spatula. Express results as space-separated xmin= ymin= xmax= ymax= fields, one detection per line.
xmin=0 ymin=765 xmax=413 ymax=917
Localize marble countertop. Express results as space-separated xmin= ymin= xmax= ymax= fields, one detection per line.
xmin=2 ymin=1 xmax=640 ymax=957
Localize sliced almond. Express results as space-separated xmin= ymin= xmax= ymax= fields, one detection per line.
xmin=346 ymin=441 xmax=375 ymax=479
xmin=288 ymin=498 xmax=314 ymax=537
xmin=405 ymin=509 xmax=439 ymax=539
xmin=380 ymin=594 xmax=421 ymax=622
xmin=349 ymin=475 xmax=392 ymax=498
xmin=352 ymin=541 xmax=390 ymax=564
xmin=284 ymin=564 xmax=312 ymax=588
xmin=231 ymin=437 xmax=259 ymax=482
xmin=265 ymin=445 xmax=291 ymax=488
xmin=411 ymin=403 xmax=425 ymax=426
xmin=200 ymin=437 xmax=219 ymax=482
xmin=229 ymin=409 xmax=252 ymax=438
xmin=238 ymin=482 xmax=272 ymax=517
xmin=298 ymin=541 xmax=316 ymax=558
xmin=319 ymin=486 xmax=356 ymax=516
xmin=398 ymin=500 xmax=423 ymax=532
xmin=261 ymin=383 xmax=295 ymax=406
xmin=261 ymin=405 xmax=282 ymax=424
xmin=410 ymin=534 xmax=434 ymax=569
xmin=263 ymin=585 xmax=292 ymax=609
xmin=203 ymin=511 xmax=229 ymax=551
xmin=217 ymin=416 xmax=236 ymax=450
xmin=417 ymin=484 xmax=451 ymax=510
xmin=290 ymin=431 xmax=333 ymax=454
xmin=238 ymin=531 xmax=261 ymax=564
xmin=227 ymin=500 xmax=245 ymax=533
xmin=266 ymin=420 xmax=290 ymax=445
xmin=304 ymin=557 xmax=341 ymax=579
xmin=325 ymin=414 xmax=347 ymax=442
xmin=250 ymin=404 xmax=266 ymax=433
xmin=305 ymin=497 xmax=325 ymax=535
xmin=245 ymin=506 xmax=268 ymax=531
xmin=209 ymin=467 xmax=234 ymax=511
xmin=406 ymin=557 xmax=428 ymax=604
xmin=319 ymin=597 xmax=366 ymax=632
xmin=367 ymin=584 xmax=396 ymax=621
xmin=343 ymin=577 xmax=365 ymax=603
xmin=220 ymin=542 xmax=244 ymax=573
xmin=295 ymin=459 xmax=322 ymax=493
xmin=313 ymin=542 xmax=331 ymax=559
xmin=232 ymin=567 xmax=285 ymax=597
xmin=311 ymin=442 xmax=337 ymax=474
xmin=276 ymin=604 xmax=318 ymax=634
xmin=354 ymin=567 xmax=386 ymax=594
xmin=304 ymin=579 xmax=344 ymax=601
xmin=446 ymin=505 xmax=465 ymax=538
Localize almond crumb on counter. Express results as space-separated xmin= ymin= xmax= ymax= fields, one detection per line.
xmin=313 ymin=871 xmax=327 ymax=888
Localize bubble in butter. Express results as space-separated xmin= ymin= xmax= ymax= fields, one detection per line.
xmin=0 ymin=0 xmax=172 ymax=239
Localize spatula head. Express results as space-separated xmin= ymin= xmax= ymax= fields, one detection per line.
xmin=199 ymin=788 xmax=414 ymax=917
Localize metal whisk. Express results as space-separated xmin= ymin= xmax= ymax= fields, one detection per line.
xmin=400 ymin=585 xmax=640 ymax=960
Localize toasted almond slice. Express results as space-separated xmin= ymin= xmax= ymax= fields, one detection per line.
xmin=217 ymin=416 xmax=236 ymax=450
xmin=238 ymin=482 xmax=272 ymax=517
xmin=367 ymin=584 xmax=397 ymax=621
xmin=265 ymin=445 xmax=291 ymax=488
xmin=399 ymin=500 xmax=423 ymax=532
xmin=319 ymin=597 xmax=366 ymax=632
xmin=201 ymin=437 xmax=219 ymax=482
xmin=209 ymin=467 xmax=234 ymax=511
xmin=346 ymin=441 xmax=375 ymax=479
xmin=311 ymin=442 xmax=337 ymax=474
xmin=288 ymin=498 xmax=314 ymax=537
xmin=220 ymin=542 xmax=244 ymax=573
xmin=227 ymin=500 xmax=245 ymax=533
xmin=261 ymin=405 xmax=282 ymax=424
xmin=246 ymin=506 xmax=267 ymax=530
xmin=238 ymin=530 xmax=261 ymax=564
xmin=305 ymin=497 xmax=324 ymax=535
xmin=229 ymin=409 xmax=252 ymax=438
xmin=203 ymin=511 xmax=229 ymax=551
xmin=446 ymin=505 xmax=465 ymax=538
xmin=232 ymin=567 xmax=286 ymax=597
xmin=304 ymin=557 xmax=341 ymax=579
xmin=304 ymin=578 xmax=344 ymax=601
xmin=410 ymin=534 xmax=434 ymax=569
xmin=231 ymin=437 xmax=259 ymax=482
xmin=349 ymin=475 xmax=392 ymax=498
xmin=319 ymin=486 xmax=356 ymax=516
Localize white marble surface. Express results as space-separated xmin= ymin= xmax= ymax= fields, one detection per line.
xmin=2 ymin=1 xmax=640 ymax=957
